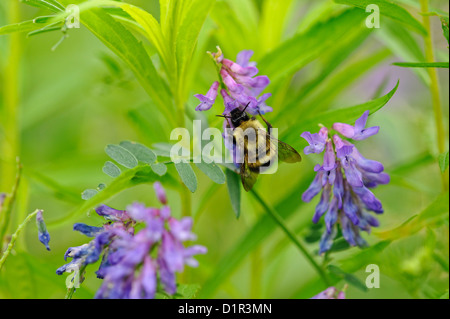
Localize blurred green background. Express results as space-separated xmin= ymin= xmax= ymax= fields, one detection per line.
xmin=0 ymin=0 xmax=448 ymax=299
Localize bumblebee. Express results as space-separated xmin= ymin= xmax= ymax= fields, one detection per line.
xmin=219 ymin=105 xmax=302 ymax=191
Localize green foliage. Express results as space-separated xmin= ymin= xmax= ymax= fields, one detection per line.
xmin=225 ymin=169 xmax=241 ymax=219
xmin=334 ymin=0 xmax=427 ymax=35
xmin=393 ymin=62 xmax=449 ymax=68
xmin=175 ymin=162 xmax=198 ymax=193
xmin=439 ymin=152 xmax=449 ymax=173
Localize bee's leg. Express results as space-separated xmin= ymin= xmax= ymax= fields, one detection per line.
xmin=258 ymin=111 xmax=272 ymax=134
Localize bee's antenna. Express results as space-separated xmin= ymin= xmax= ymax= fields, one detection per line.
xmin=216 ymin=114 xmax=231 ymax=118
xmin=241 ymin=102 xmax=250 ymax=114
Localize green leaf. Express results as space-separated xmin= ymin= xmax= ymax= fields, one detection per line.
xmin=225 ymin=169 xmax=241 ymax=219
xmin=102 ymin=161 xmax=121 ymax=178
xmin=376 ymin=20 xmax=430 ymax=86
xmin=105 ymin=144 xmax=138 ymax=169
xmin=80 ymin=8 xmax=175 ymax=126
xmin=118 ymin=3 xmax=168 ymax=64
xmin=119 ymin=141 xmax=156 ymax=164
xmin=151 ymin=162 xmax=168 ymax=176
xmin=175 ymin=0 xmax=215 ymax=84
xmin=21 ymin=0 xmax=65 ymax=13
xmin=259 ymin=9 xmax=368 ymax=83
xmin=343 ymin=273 xmax=369 ymax=292
xmin=393 ymin=62 xmax=449 ymax=68
xmin=194 ymin=160 xmax=226 ymax=184
xmin=375 ymin=192 xmax=449 ymax=240
xmin=174 ymin=162 xmax=198 ymax=193
xmin=81 ymin=189 xmax=98 ymax=200
xmin=0 ymin=16 xmax=57 ymax=35
xmin=282 ymin=81 xmax=399 ymax=146
xmin=439 ymin=151 xmax=449 ymax=173
xmin=174 ymin=284 xmax=201 ymax=299
xmin=334 ymin=0 xmax=427 ymax=35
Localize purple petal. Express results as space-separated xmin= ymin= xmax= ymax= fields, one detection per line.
xmin=95 ymin=204 xmax=129 ymax=222
xmin=333 ymin=166 xmax=344 ymax=208
xmin=73 ymin=223 xmax=103 ymax=237
xmin=36 ymin=210 xmax=51 ymax=251
xmin=140 ymin=257 xmax=157 ymax=298
xmin=340 ymin=215 xmax=357 ymax=246
xmin=302 ymin=171 xmax=324 ymax=202
xmin=354 ymin=110 xmax=369 ymax=132
xmin=222 ymin=58 xmax=258 ymax=77
xmin=342 ymin=183 xmax=360 ymax=225
xmin=301 ymin=131 xmax=326 ymax=155
xmin=332 ymin=123 xmax=355 ymax=139
xmin=313 ymin=184 xmax=331 ymax=223
xmin=221 ymin=69 xmax=243 ymax=93
xmin=153 ymin=182 xmax=167 ymax=204
xmin=319 ymin=226 xmax=337 ymax=255
xmin=311 ymin=287 xmax=338 ymax=299
xmin=324 ymin=197 xmax=339 ymax=233
xmin=350 ymin=145 xmax=384 ymax=173
xmin=353 ymin=126 xmax=380 ymax=140
xmin=322 ymin=141 xmax=336 ymax=171
xmin=352 ymin=186 xmax=384 ymax=214
xmin=236 ymin=50 xmax=255 ymax=67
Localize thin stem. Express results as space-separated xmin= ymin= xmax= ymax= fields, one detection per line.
xmin=65 ymin=264 xmax=87 ymax=299
xmin=0 ymin=209 xmax=40 ymax=270
xmin=250 ymin=190 xmax=331 ymax=287
xmin=0 ymin=160 xmax=22 ymax=244
xmin=420 ymin=0 xmax=448 ymax=191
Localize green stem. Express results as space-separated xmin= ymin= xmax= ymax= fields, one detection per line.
xmin=0 ymin=161 xmax=22 ymax=245
xmin=65 ymin=264 xmax=87 ymax=299
xmin=0 ymin=209 xmax=40 ymax=271
xmin=420 ymin=0 xmax=448 ymax=191
xmin=0 ymin=1 xmax=21 ymax=191
xmin=250 ymin=190 xmax=331 ymax=287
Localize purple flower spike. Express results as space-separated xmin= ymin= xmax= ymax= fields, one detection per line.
xmin=153 ymin=182 xmax=167 ymax=205
xmin=36 ymin=210 xmax=50 ymax=251
xmin=301 ymin=131 xmax=327 ymax=155
xmin=333 ymin=110 xmax=380 ymax=140
xmin=301 ymin=111 xmax=389 ymax=253
xmin=194 ymin=81 xmax=219 ymax=111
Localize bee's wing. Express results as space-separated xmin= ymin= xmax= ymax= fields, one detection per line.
xmin=263 ymin=130 xmax=302 ymax=163
xmin=240 ymin=160 xmax=258 ymax=192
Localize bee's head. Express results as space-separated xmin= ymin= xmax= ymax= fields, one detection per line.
xmin=230 ymin=107 xmax=250 ymax=127
xmin=217 ymin=103 xmax=250 ymax=127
